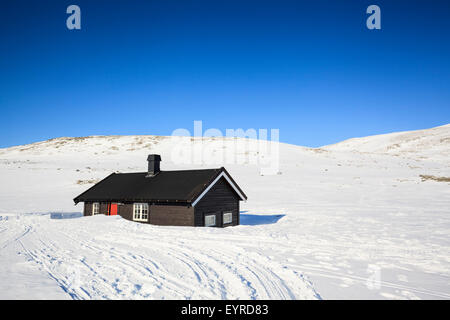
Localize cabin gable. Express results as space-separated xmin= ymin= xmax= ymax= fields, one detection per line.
xmin=194 ymin=177 xmax=240 ymax=227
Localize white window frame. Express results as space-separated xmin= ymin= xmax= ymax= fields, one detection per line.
xmin=92 ymin=202 xmax=100 ymax=215
xmin=133 ymin=203 xmax=149 ymax=222
xmin=223 ymin=212 xmax=232 ymax=225
xmin=204 ymin=214 xmax=216 ymax=227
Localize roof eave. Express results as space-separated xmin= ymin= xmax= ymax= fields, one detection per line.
xmin=73 ymin=198 xmax=191 ymax=205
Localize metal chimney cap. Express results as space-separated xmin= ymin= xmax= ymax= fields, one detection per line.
xmin=147 ymin=154 xmax=161 ymax=161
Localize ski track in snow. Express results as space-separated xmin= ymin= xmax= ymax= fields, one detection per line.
xmin=0 ymin=214 xmax=319 ymax=300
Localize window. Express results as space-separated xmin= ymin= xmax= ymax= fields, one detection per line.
xmin=223 ymin=212 xmax=232 ymax=224
xmin=92 ymin=202 xmax=100 ymax=215
xmin=205 ymin=214 xmax=216 ymax=227
xmin=133 ymin=203 xmax=149 ymax=222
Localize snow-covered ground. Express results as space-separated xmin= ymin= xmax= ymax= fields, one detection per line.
xmin=0 ymin=124 xmax=449 ymax=299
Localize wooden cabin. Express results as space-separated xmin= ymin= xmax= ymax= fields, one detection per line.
xmin=73 ymin=155 xmax=247 ymax=227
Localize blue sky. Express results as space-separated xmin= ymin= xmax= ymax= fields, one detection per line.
xmin=1 ymin=0 xmax=449 ymax=148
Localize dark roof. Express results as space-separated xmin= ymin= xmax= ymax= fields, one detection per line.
xmin=73 ymin=167 xmax=247 ymax=204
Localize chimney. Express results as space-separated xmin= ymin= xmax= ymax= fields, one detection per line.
xmin=146 ymin=154 xmax=161 ymax=177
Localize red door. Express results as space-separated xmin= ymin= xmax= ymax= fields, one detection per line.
xmin=109 ymin=203 xmax=118 ymax=216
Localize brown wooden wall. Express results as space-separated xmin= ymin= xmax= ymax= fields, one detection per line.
xmin=83 ymin=202 xmax=109 ymax=216
xmin=118 ymin=202 xmax=133 ymax=221
xmin=83 ymin=202 xmax=92 ymax=216
xmin=194 ymin=177 xmax=240 ymax=227
xmin=118 ymin=203 xmax=194 ymax=226
xmin=149 ymin=204 xmax=194 ymax=226
xmin=84 ymin=201 xmax=194 ymax=226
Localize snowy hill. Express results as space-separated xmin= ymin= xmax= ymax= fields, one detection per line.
xmin=0 ymin=125 xmax=449 ymax=299
xmin=323 ymin=124 xmax=450 ymax=160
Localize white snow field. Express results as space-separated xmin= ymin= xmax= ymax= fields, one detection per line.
xmin=0 ymin=124 xmax=449 ymax=299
